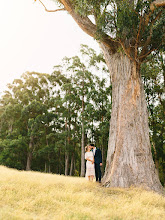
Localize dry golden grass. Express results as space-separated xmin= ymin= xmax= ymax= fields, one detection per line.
xmin=0 ymin=166 xmax=165 ymax=220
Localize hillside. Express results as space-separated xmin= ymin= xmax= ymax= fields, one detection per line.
xmin=0 ymin=166 xmax=165 ymax=220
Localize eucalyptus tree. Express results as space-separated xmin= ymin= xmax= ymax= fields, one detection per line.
xmin=36 ymin=0 xmax=165 ymax=191
xmin=0 ymin=72 xmax=51 ymax=170
xmin=65 ymin=55 xmax=94 ymax=176
xmin=0 ymin=92 xmax=27 ymax=169
xmin=50 ymin=67 xmax=81 ymax=175
xmin=16 ymin=72 xmax=51 ymax=170
xmin=0 ymin=92 xmax=20 ymax=138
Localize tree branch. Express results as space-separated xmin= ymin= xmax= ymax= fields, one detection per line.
xmin=37 ymin=0 xmax=119 ymax=53
xmin=139 ymin=44 xmax=161 ymax=62
xmin=136 ymin=16 xmax=143 ymax=45
xmin=140 ymin=10 xmax=163 ymax=59
xmin=144 ymin=0 xmax=165 ymax=26
xmin=135 ymin=15 xmax=143 ymax=59
xmin=139 ymin=48 xmax=156 ymax=60
xmin=153 ymin=0 xmax=165 ymax=8
xmin=60 ymin=0 xmax=119 ymax=53
xmin=38 ymin=0 xmax=66 ymax=12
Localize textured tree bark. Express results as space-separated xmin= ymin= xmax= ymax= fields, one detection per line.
xmin=100 ymin=44 xmax=162 ymax=192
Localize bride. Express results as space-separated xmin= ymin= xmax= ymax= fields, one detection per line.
xmin=85 ymin=145 xmax=95 ymax=181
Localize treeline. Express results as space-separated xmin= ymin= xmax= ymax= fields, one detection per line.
xmin=0 ymin=46 xmax=164 ymax=185
xmin=0 ymin=45 xmax=111 ymax=177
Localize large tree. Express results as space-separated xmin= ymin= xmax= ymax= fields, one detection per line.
xmin=38 ymin=0 xmax=164 ymax=192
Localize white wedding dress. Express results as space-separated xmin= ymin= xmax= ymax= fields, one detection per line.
xmin=85 ymin=151 xmax=95 ymax=178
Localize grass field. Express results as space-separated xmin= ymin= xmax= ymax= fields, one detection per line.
xmin=0 ymin=166 xmax=165 ymax=220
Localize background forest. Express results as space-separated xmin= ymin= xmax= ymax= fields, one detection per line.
xmin=0 ymin=45 xmax=164 ymax=185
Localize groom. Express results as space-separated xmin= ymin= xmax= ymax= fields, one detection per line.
xmin=90 ymin=143 xmax=102 ymax=183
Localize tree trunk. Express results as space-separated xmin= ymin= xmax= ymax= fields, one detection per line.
xmin=65 ymin=152 xmax=69 ymax=176
xmin=64 ymin=119 xmax=69 ymax=176
xmin=48 ymin=153 xmax=51 ymax=173
xmin=69 ymin=153 xmax=74 ymax=176
xmin=26 ymin=136 xmax=33 ymax=171
xmin=81 ymin=88 xmax=85 ymax=177
xmin=100 ymin=44 xmax=162 ymax=192
xmin=152 ymin=142 xmax=159 ymax=175
xmin=58 ymin=148 xmax=61 ymax=174
xmin=44 ymin=162 xmax=47 ymax=172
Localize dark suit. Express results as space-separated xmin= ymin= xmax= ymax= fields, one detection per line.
xmin=94 ymin=148 xmax=102 ymax=182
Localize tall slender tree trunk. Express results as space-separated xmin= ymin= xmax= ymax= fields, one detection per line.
xmin=100 ymin=44 xmax=162 ymax=192
xmin=65 ymin=119 xmax=70 ymax=176
xmin=81 ymin=83 xmax=85 ymax=177
xmin=58 ymin=147 xmax=61 ymax=174
xmin=65 ymin=152 xmax=69 ymax=175
xmin=48 ymin=153 xmax=51 ymax=173
xmin=45 ymin=162 xmax=47 ymax=173
xmin=45 ymin=131 xmax=51 ymax=173
xmin=26 ymin=136 xmax=33 ymax=171
xmin=69 ymin=153 xmax=74 ymax=176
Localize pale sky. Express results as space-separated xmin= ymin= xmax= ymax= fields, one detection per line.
xmin=0 ymin=0 xmax=99 ymax=96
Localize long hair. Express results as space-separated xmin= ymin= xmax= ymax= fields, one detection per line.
xmin=85 ymin=145 xmax=90 ymax=152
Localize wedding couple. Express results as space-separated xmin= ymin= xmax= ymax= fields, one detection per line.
xmin=85 ymin=143 xmax=102 ymax=182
